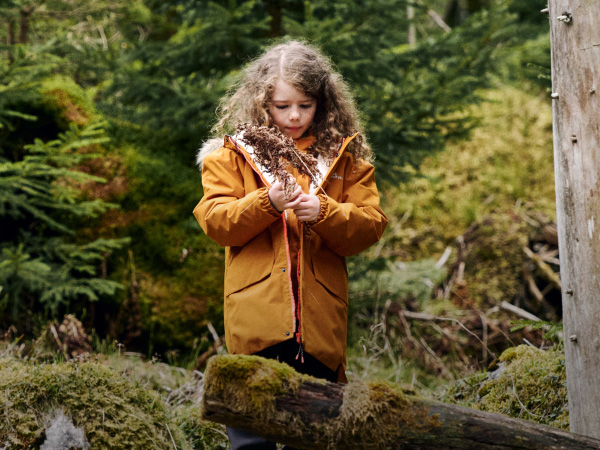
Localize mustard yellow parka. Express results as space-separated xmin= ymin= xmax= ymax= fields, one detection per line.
xmin=193 ymin=133 xmax=387 ymax=381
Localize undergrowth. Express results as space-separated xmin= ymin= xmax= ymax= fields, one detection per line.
xmin=0 ymin=82 xmax=560 ymax=446
xmin=347 ymin=84 xmax=556 ymax=393
xmin=380 ymin=84 xmax=554 ymax=260
xmin=441 ymin=344 xmax=568 ymax=429
xmin=0 ymin=358 xmax=183 ymax=449
xmin=0 ymin=339 xmax=228 ymax=449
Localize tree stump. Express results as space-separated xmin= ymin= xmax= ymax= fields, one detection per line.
xmin=549 ymin=0 xmax=600 ymax=439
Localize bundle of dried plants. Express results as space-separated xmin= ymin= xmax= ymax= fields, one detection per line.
xmin=237 ymin=124 xmax=319 ymax=199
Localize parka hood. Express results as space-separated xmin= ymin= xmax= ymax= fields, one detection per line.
xmin=196 ymin=137 xmax=224 ymax=170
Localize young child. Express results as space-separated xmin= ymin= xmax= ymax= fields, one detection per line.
xmin=194 ymin=40 xmax=387 ymax=449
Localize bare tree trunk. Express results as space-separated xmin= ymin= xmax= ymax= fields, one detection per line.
xmin=201 ymin=355 xmax=600 ymax=449
xmin=407 ymin=4 xmax=416 ymax=46
xmin=18 ymin=6 xmax=34 ymax=44
xmin=265 ymin=0 xmax=283 ymax=37
xmin=443 ymin=0 xmax=469 ymax=27
xmin=443 ymin=0 xmax=490 ymax=26
xmin=549 ymin=0 xmax=600 ymax=439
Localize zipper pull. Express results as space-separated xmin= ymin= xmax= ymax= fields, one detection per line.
xmin=295 ymin=342 xmax=305 ymax=364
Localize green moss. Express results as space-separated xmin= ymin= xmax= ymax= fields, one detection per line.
xmin=40 ymin=75 xmax=96 ymax=127
xmin=462 ymin=212 xmax=530 ymax=308
xmin=442 ymin=345 xmax=568 ymax=429
xmin=0 ymin=357 xmax=188 ymax=449
xmin=203 ymin=354 xmax=309 ymax=420
xmin=385 ymin=86 xmax=555 ymax=262
xmin=498 ymin=345 xmax=529 ymax=363
xmin=337 ymin=381 xmax=439 ymax=448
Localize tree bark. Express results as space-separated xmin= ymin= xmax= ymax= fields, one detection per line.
xmin=265 ymin=0 xmax=283 ymax=38
xmin=18 ymin=6 xmax=34 ymax=44
xmin=201 ymin=355 xmax=600 ymax=449
xmin=549 ymin=0 xmax=600 ymax=439
xmin=443 ymin=0 xmax=490 ymax=26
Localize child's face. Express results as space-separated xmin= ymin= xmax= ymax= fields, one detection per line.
xmin=269 ymin=79 xmax=316 ymax=140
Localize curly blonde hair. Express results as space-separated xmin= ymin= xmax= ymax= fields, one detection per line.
xmin=212 ymin=40 xmax=372 ymax=162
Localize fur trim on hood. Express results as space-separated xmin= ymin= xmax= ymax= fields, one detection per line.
xmin=196 ymin=137 xmax=225 ymax=170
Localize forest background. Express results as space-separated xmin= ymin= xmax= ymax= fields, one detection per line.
xmin=0 ymin=0 xmax=566 ymax=446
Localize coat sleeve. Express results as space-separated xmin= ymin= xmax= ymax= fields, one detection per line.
xmin=193 ymin=147 xmax=281 ymax=247
xmin=307 ymin=157 xmax=388 ymax=257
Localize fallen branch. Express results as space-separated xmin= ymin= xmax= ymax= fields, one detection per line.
xmin=202 ymin=355 xmax=600 ymax=449
xmin=523 ymin=246 xmax=562 ymax=290
xmin=499 ymin=301 xmax=542 ymax=322
xmin=195 ymin=322 xmax=224 ymax=369
xmin=398 ymin=312 xmax=452 ymax=377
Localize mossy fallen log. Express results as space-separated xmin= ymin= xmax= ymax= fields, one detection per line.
xmin=201 ymin=355 xmax=600 ymax=449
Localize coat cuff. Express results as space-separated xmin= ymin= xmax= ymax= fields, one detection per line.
xmin=260 ymin=187 xmax=282 ymax=217
xmin=306 ymin=194 xmax=329 ymax=226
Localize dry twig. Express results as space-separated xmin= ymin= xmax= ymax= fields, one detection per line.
xmin=522 ymin=246 xmax=561 ymax=290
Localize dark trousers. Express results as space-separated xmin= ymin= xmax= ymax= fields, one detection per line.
xmin=227 ymin=339 xmax=337 ymax=450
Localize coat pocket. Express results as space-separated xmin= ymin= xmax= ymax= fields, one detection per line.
xmin=311 ymin=247 xmax=348 ymax=302
xmin=224 ymin=232 xmax=274 ymax=296
xmin=302 ymin=268 xmax=348 ymax=371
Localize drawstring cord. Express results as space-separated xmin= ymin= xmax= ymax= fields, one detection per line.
xmin=295 ymin=341 xmax=305 ymax=363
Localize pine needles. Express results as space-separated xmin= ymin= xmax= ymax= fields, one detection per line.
xmin=0 ymin=121 xmax=128 ymax=323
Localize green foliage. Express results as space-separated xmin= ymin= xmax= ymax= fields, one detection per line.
xmin=1 ymin=122 xmax=110 ymax=231
xmin=345 ymin=85 xmax=557 ymax=388
xmin=349 ymin=257 xmax=447 ymax=312
xmin=97 ymin=351 xmax=229 ymax=449
xmin=510 ymin=320 xmax=563 ymax=344
xmin=346 ymin=311 xmax=444 ymax=389
xmin=462 ymin=212 xmax=530 ymax=308
xmin=278 ymin=1 xmax=522 ymax=181
xmin=382 ymin=86 xmax=555 ymax=260
xmin=1 ymin=0 xmax=557 ymax=378
xmin=506 ymin=0 xmax=548 ymax=28
xmin=0 ymin=121 xmax=128 ymax=326
xmin=99 ymin=0 xmax=272 ymax=160
xmin=174 ymin=406 xmax=229 ymax=449
xmin=39 ymin=75 xmax=96 ymax=126
xmin=0 ymin=44 xmax=58 ymax=135
xmin=100 ymin=0 xmax=525 ymax=181
xmin=442 ymin=345 xmax=568 ymax=429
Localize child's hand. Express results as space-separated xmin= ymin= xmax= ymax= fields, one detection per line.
xmin=269 ymin=180 xmax=302 ymax=212
xmin=293 ymin=193 xmax=320 ymax=222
